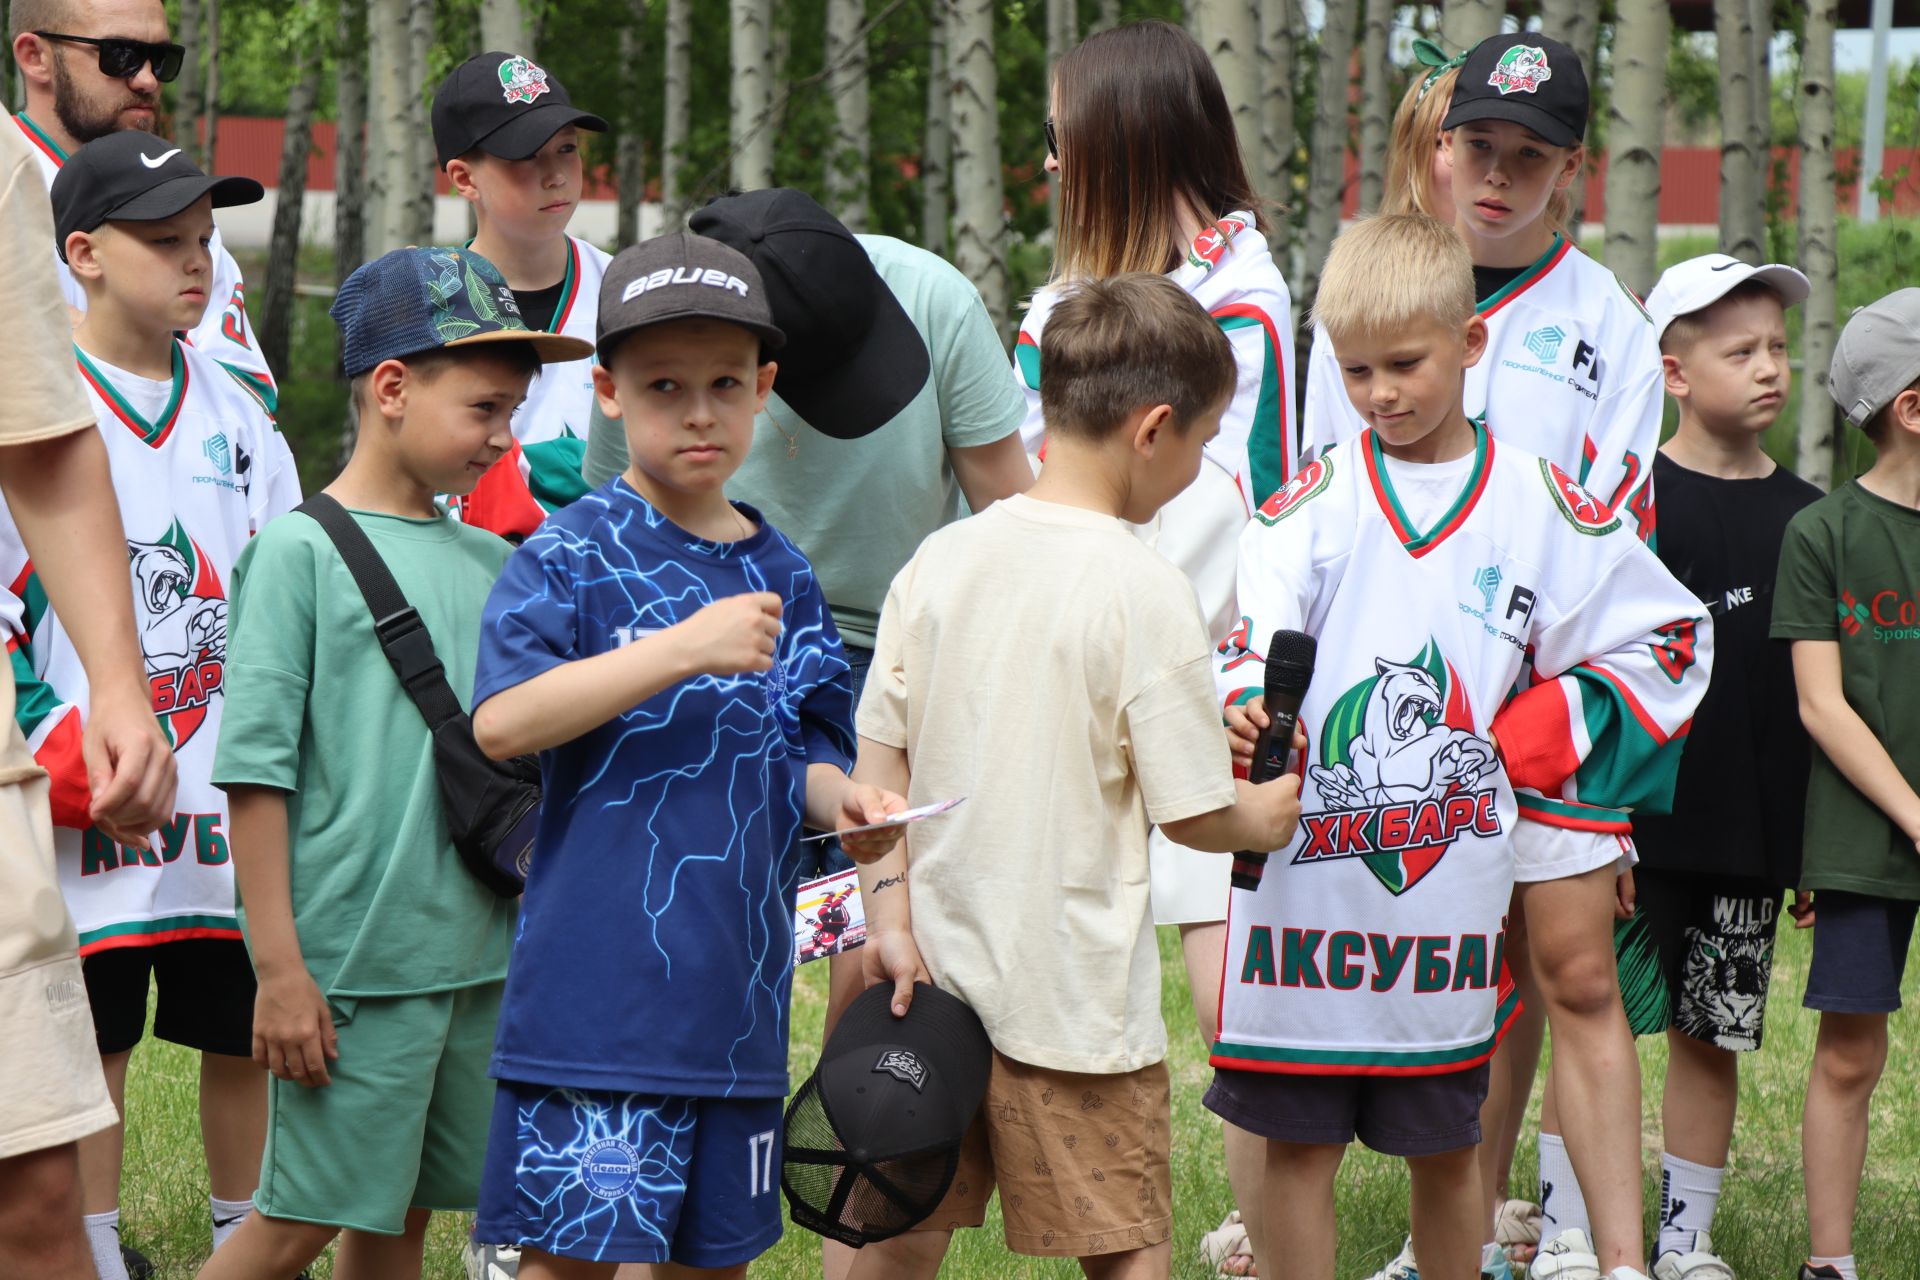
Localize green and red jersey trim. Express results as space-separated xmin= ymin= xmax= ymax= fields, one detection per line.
xmin=1215 ymin=303 xmax=1291 ymax=503
xmin=79 ymin=914 xmax=243 ymax=954
xmin=1477 ymin=235 xmax=1569 ymax=319
xmin=74 ymin=342 xmax=188 ymax=448
xmin=14 ymin=113 xmax=67 ymax=165
xmin=1212 ymin=986 xmax=1522 ymax=1076
xmin=549 ymin=237 xmax=583 ymax=334
xmin=5 ymin=562 xmax=90 ymax=826
xmin=1361 ymin=421 xmax=1494 ymax=559
xmin=1014 ymin=330 xmax=1040 ymax=391
xmin=1514 ymin=792 xmax=1632 ymax=834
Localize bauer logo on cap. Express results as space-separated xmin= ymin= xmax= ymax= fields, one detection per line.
xmin=498 ymin=55 xmax=550 ymax=104
xmin=1488 ymin=43 xmax=1552 ymax=95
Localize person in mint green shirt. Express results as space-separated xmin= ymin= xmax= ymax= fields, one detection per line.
xmin=1770 ymin=289 xmax=1920 ymax=1280
xmin=200 ymin=246 xmax=593 ymax=1280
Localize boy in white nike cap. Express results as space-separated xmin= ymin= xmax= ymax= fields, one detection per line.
xmin=1625 ymin=254 xmax=1821 ymax=1280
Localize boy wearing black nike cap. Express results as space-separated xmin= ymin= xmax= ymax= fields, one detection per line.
xmin=33 ymin=130 xmax=301 ymax=1280
xmin=431 ymin=51 xmax=612 ymax=539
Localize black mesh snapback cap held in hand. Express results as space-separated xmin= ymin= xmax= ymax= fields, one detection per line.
xmin=783 ymin=981 xmax=991 ymax=1247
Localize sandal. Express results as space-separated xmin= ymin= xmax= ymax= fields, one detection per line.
xmin=1198 ymin=1208 xmax=1258 ymax=1277
xmin=1494 ymin=1197 xmax=1542 ymax=1265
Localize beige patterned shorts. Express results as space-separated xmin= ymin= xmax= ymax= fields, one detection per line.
xmin=923 ymin=1053 xmax=1171 ymax=1258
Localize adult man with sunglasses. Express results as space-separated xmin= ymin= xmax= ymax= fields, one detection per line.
xmin=9 ymin=0 xmax=278 ymax=410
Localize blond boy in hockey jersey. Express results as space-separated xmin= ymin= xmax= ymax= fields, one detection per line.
xmin=431 ymin=51 xmax=612 ymax=538
xmin=0 ymin=133 xmax=300 ymax=1280
xmin=1213 ymin=215 xmax=1709 ymax=1280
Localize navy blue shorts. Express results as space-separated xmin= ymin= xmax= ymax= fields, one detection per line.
xmin=1204 ymin=1062 xmax=1489 ymax=1157
xmin=475 ymin=1080 xmax=786 ymax=1266
xmin=796 ymin=643 xmax=873 ymax=880
xmin=1804 ymin=890 xmax=1919 ymax=1015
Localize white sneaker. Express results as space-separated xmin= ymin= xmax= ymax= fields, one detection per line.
xmin=1531 ymin=1229 xmax=1605 ymax=1280
xmin=463 ymin=1239 xmax=520 ymax=1280
xmin=1363 ymin=1237 xmax=1421 ymax=1280
xmin=1651 ymin=1231 xmax=1736 ymax=1280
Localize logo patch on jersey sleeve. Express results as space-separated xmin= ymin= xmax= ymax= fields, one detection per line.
xmin=1256 ymin=454 xmax=1333 ymax=525
xmin=1186 ymin=213 xmax=1253 ymax=274
xmin=1540 ymin=459 xmax=1621 ymax=536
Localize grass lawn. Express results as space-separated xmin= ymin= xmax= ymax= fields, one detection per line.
xmin=116 ymin=920 xmax=1920 ymax=1277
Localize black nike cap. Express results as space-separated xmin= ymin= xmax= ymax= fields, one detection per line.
xmin=431 ymin=52 xmax=609 ymax=169
xmin=51 ymin=131 xmax=262 ymax=262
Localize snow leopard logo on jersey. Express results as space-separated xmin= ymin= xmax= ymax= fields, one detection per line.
xmin=1298 ymin=641 xmax=1500 ymax=895
xmin=1677 ymin=923 xmax=1773 ymax=1051
xmin=127 ymin=521 xmax=227 ymax=749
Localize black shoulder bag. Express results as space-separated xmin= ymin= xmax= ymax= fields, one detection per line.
xmin=298 ymin=494 xmax=538 ymax=897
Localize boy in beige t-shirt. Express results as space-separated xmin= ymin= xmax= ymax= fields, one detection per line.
xmin=846 ymin=273 xmax=1302 ymax=1279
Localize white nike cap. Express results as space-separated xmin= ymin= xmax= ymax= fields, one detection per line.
xmin=1646 ymin=253 xmax=1810 ymax=344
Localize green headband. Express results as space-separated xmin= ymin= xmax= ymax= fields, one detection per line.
xmin=1412 ymin=37 xmax=1469 ymax=103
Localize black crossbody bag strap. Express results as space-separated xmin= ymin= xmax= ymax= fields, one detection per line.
xmin=295 ymin=494 xmax=465 ymax=730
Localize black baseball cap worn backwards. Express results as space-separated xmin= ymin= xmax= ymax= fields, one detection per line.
xmin=596 ymin=232 xmax=786 ymax=364
xmin=692 ymin=188 xmax=932 ymax=441
xmin=1442 ymin=33 xmax=1589 ymax=149
xmin=51 ymin=131 xmax=263 ymax=262
xmin=783 ymin=981 xmax=992 ymax=1247
xmin=432 ymin=51 xmax=609 ymax=169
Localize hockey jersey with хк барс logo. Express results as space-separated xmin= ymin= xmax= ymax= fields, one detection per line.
xmin=13 ymin=112 xmax=280 ymax=414
xmin=1014 ymin=211 xmax=1297 ymax=511
xmin=1213 ymin=423 xmax=1710 ymax=1076
xmin=0 ymin=339 xmax=301 ymax=954
xmin=453 ymin=235 xmax=610 ymax=539
xmin=1301 ymin=235 xmax=1664 ymax=543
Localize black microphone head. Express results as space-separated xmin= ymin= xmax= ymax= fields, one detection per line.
xmin=1264 ymin=629 xmax=1316 ymax=694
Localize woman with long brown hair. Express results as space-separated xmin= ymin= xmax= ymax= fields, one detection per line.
xmin=1009 ymin=20 xmax=1296 ymax=1279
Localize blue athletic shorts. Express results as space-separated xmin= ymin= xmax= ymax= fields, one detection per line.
xmin=474 ymin=1080 xmax=785 ymax=1266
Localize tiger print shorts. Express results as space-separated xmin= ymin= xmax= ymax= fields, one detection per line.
xmin=1632 ymin=869 xmax=1783 ymax=1051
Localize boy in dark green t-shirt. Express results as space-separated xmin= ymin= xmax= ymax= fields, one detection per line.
xmin=1771 ymin=288 xmax=1920 ymax=1280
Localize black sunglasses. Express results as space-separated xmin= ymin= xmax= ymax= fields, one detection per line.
xmin=35 ymin=32 xmax=186 ymax=83
xmin=1043 ymin=117 xmax=1059 ymax=161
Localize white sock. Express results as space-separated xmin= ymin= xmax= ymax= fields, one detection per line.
xmin=83 ymin=1209 xmax=131 ymax=1280
xmin=210 ymin=1194 xmax=254 ymax=1251
xmin=1656 ymin=1152 xmax=1725 ymax=1257
xmin=1537 ymin=1132 xmax=1591 ymax=1240
xmin=1809 ymin=1257 xmax=1859 ymax=1280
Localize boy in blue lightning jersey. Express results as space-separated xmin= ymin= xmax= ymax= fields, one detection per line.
xmin=468 ymin=232 xmax=907 ymax=1277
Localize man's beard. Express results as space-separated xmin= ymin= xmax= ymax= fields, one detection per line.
xmin=50 ymin=50 xmax=158 ymax=146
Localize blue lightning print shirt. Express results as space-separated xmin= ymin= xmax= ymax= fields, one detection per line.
xmin=474 ymin=478 xmax=856 ymax=1098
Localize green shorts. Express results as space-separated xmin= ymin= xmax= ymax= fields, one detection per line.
xmin=255 ymin=982 xmax=503 ymax=1235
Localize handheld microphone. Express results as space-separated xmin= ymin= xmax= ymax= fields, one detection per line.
xmin=1230 ymin=629 xmax=1317 ymax=892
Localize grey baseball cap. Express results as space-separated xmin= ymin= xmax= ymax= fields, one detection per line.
xmin=596 ymin=233 xmax=786 ymax=363
xmin=1831 ymin=288 xmax=1920 ymax=428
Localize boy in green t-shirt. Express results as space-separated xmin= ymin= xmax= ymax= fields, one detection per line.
xmin=195 ymin=247 xmax=591 ymax=1280
xmin=1771 ymin=288 xmax=1920 ymax=1280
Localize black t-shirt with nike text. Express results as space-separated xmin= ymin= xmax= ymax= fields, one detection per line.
xmin=1632 ymin=453 xmax=1822 ymax=887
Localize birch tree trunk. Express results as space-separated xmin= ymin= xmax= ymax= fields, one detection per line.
xmin=729 ymin=0 xmax=775 ymax=190
xmin=921 ymin=0 xmax=951 ymax=257
xmin=479 ymin=0 xmax=530 ymax=53
xmin=826 ymin=0 xmax=871 ymax=231
xmin=949 ymin=0 xmax=1006 ymax=331
xmin=368 ymin=0 xmax=413 ymax=254
xmin=617 ymin=0 xmax=648 ymax=247
xmin=1195 ymin=0 xmax=1260 ymax=164
xmin=202 ymin=0 xmax=219 ymax=169
xmin=1096 ymin=0 xmax=1120 ymax=33
xmin=1259 ymin=0 xmax=1298 ymax=255
xmin=1797 ymin=0 xmax=1840 ymax=489
xmin=178 ymin=0 xmax=205 ymax=165
xmin=661 ymin=0 xmax=690 ymax=222
xmin=1299 ymin=0 xmax=1356 ymax=312
xmin=1603 ymin=0 xmax=1667 ymax=297
xmin=1357 ymin=0 xmax=1393 ymax=213
xmin=1751 ymin=0 xmax=1775 ymax=250
xmin=1045 ymin=0 xmax=1074 ymax=225
xmin=1540 ymin=0 xmax=1600 ymax=233
xmin=1441 ymin=0 xmax=1501 ymax=53
xmin=1715 ymin=0 xmax=1765 ymax=262
xmin=258 ymin=46 xmax=320 ymax=381
xmin=767 ymin=10 xmax=791 ymax=141
xmin=333 ymin=0 xmax=367 ymax=287
xmin=406 ymin=0 xmax=435 ymax=243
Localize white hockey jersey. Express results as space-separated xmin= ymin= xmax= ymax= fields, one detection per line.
xmin=1213 ymin=423 xmax=1710 ymax=1075
xmin=455 ymin=234 xmax=609 ymax=539
xmin=1015 ymin=212 xmax=1299 ymax=510
xmin=15 ymin=112 xmax=279 ymax=412
xmin=1301 ymin=235 xmax=1663 ymax=542
xmin=0 ymin=339 xmax=301 ymax=953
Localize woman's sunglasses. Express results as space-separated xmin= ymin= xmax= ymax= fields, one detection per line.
xmin=1043 ymin=117 xmax=1059 ymax=161
xmin=35 ymin=32 xmax=186 ymax=83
